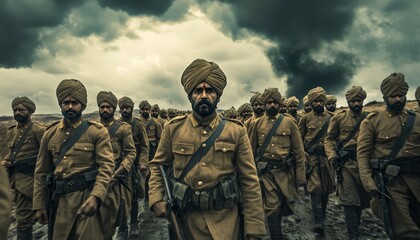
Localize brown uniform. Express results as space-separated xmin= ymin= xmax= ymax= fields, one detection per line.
xmin=99 ymin=119 xmax=136 ymax=239
xmin=0 ymin=166 xmax=11 ymax=238
xmin=248 ymin=113 xmax=306 ymax=216
xmin=358 ymin=109 xmax=420 ymax=238
xmin=157 ymin=116 xmax=167 ymax=129
xmin=33 ymin=119 xmax=115 ymax=240
xmin=4 ymin=121 xmax=45 ymax=231
xmin=148 ymin=114 xmax=266 ymax=239
xmin=139 ymin=115 xmax=162 ymax=159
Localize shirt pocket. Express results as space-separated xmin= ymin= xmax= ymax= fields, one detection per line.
xmin=72 ymin=143 xmax=95 ymax=165
xmin=275 ymin=128 xmax=291 ymax=149
xmin=376 ymin=132 xmax=397 ymax=150
xmin=213 ymin=141 xmax=236 ymax=169
xmin=48 ymin=142 xmax=60 ymax=164
xmin=172 ymin=142 xmax=194 ymax=173
xmin=257 ymin=130 xmax=268 ymax=147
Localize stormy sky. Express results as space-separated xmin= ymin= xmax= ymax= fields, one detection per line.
xmin=0 ymin=0 xmax=419 ymax=115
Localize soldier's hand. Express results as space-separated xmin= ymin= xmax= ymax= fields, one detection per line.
xmin=78 ymin=195 xmax=99 ymax=217
xmin=139 ymin=163 xmax=148 ymax=172
xmin=1 ymin=160 xmax=12 ymax=168
xmin=35 ymin=208 xmax=48 ymax=224
xmin=152 ymin=200 xmax=167 ymax=217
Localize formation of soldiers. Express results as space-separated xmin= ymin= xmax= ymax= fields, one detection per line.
xmin=0 ymin=59 xmax=419 ymax=240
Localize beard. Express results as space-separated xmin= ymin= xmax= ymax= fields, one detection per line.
xmin=14 ymin=114 xmax=29 ymax=123
xmin=62 ymin=109 xmax=82 ymax=121
xmin=267 ymin=107 xmax=279 ymax=117
xmin=314 ymin=105 xmax=324 ymax=113
xmin=192 ymin=99 xmax=216 ymax=117
xmin=121 ymin=111 xmax=132 ymax=118
xmin=141 ymin=112 xmax=150 ymax=118
xmin=100 ymin=111 xmax=114 ymax=120
xmin=254 ymin=108 xmax=264 ymax=115
xmin=326 ymin=106 xmax=336 ymax=112
xmin=151 ymin=112 xmax=158 ymax=118
xmin=279 ymin=108 xmax=287 ymax=114
xmin=289 ymin=109 xmax=297 ymax=115
xmin=386 ymin=99 xmax=406 ymax=112
xmin=349 ymin=105 xmax=362 ymax=113
xmin=304 ymin=107 xmax=312 ymax=113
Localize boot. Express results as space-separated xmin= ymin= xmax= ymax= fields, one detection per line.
xmin=116 ymin=219 xmax=128 ymax=240
xmin=17 ymin=227 xmax=32 ymax=240
xmin=267 ymin=214 xmax=284 ymax=240
xmin=129 ymin=223 xmax=140 ymax=237
xmin=344 ymin=205 xmax=360 ymax=240
xmin=321 ymin=193 xmax=329 ymax=219
xmin=311 ymin=193 xmax=324 ymax=235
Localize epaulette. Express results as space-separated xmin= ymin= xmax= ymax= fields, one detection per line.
xmin=7 ymin=124 xmax=16 ymax=130
xmin=117 ymin=120 xmax=130 ymax=126
xmin=168 ymin=115 xmax=187 ymax=124
xmin=88 ymin=120 xmax=104 ymax=128
xmin=46 ymin=121 xmax=60 ymax=130
xmin=226 ymin=117 xmax=244 ymax=127
xmin=365 ymin=111 xmax=379 ymax=120
xmin=336 ymin=109 xmax=347 ymax=115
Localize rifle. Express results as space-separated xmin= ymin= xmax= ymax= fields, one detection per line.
xmin=46 ymin=173 xmax=58 ymax=240
xmin=334 ymin=142 xmax=349 ymax=183
xmin=158 ymin=164 xmax=185 ymax=240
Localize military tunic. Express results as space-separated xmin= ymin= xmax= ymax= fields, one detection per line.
xmin=358 ymin=109 xmax=420 ymax=239
xmin=4 ymin=121 xmax=45 ymax=230
xmin=148 ymin=114 xmax=266 ymax=239
xmin=0 ymin=166 xmax=10 ymax=238
xmin=248 ymin=113 xmax=306 ymax=216
xmin=324 ymin=109 xmax=370 ymax=207
xmin=33 ymin=119 xmax=115 ymax=240
xmin=157 ymin=116 xmax=168 ymax=130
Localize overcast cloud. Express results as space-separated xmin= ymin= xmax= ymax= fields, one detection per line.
xmin=0 ymin=0 xmax=419 ymax=115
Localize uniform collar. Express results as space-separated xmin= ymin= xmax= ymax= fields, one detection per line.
xmin=190 ymin=112 xmax=219 ymax=129
xmin=385 ymin=108 xmax=407 ymax=118
xmin=100 ymin=118 xmax=115 ymax=127
xmin=17 ymin=120 xmax=32 ymax=129
xmin=265 ymin=112 xmax=280 ymax=120
xmin=59 ymin=118 xmax=84 ymax=129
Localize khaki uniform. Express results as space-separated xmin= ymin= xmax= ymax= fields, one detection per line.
xmin=4 ymin=121 xmax=45 ymax=230
xmin=358 ymin=109 xmax=420 ymax=238
xmin=33 ymin=119 xmax=115 ymax=240
xmin=324 ymin=109 xmax=370 ymax=207
xmin=139 ymin=115 xmax=162 ymax=151
xmin=148 ymin=114 xmax=266 ymax=239
xmin=0 ymin=167 xmax=11 ymax=239
xmin=299 ymin=111 xmax=335 ymax=193
xmin=99 ymin=120 xmax=136 ymax=239
xmin=244 ymin=113 xmax=263 ymax=131
xmin=157 ymin=116 xmax=167 ymax=130
xmin=248 ymin=113 xmax=306 ymax=216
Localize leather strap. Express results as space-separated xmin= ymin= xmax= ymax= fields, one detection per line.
xmin=9 ymin=122 xmax=34 ymax=162
xmin=304 ymin=115 xmax=332 ymax=152
xmin=337 ymin=112 xmax=367 ymax=148
xmin=389 ymin=111 xmax=416 ymax=161
xmin=255 ymin=114 xmax=285 ymax=163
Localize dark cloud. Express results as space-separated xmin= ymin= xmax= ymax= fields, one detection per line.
xmin=99 ymin=0 xmax=175 ymax=16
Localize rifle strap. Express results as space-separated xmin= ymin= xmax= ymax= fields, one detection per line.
xmin=9 ymin=122 xmax=34 ymax=161
xmin=338 ymin=112 xmax=368 ymax=148
xmin=178 ymin=117 xmax=227 ymax=182
xmin=146 ymin=119 xmax=154 ymax=132
xmin=108 ymin=121 xmax=122 ymax=138
xmin=304 ymin=115 xmax=332 ymax=151
xmin=255 ymin=114 xmax=285 ymax=163
xmin=389 ymin=111 xmax=416 ymax=162
xmin=55 ymin=120 xmax=90 ymax=168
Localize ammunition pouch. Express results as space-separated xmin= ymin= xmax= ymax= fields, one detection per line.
xmin=257 ymin=154 xmax=296 ymax=175
xmin=53 ymin=169 xmax=98 ymax=195
xmin=11 ymin=156 xmax=38 ymax=177
xmin=307 ymin=146 xmax=327 ymax=158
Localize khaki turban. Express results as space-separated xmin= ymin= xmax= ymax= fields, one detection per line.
xmin=97 ymin=91 xmax=117 ymax=108
xmin=56 ymin=79 xmax=87 ymax=109
xmin=224 ymin=107 xmax=238 ymax=118
xmin=303 ymin=95 xmax=309 ymax=106
xmin=280 ymin=96 xmax=288 ymax=106
xmin=250 ymin=92 xmax=263 ymax=105
xmin=287 ymin=96 xmax=299 ymax=106
xmin=118 ymin=96 xmax=134 ymax=109
xmin=381 ymin=72 xmax=409 ymax=97
xmin=326 ymin=95 xmax=337 ymax=104
xmin=151 ymin=104 xmax=160 ymax=111
xmin=139 ymin=100 xmax=151 ymax=110
xmin=345 ymin=86 xmax=367 ymax=102
xmin=12 ymin=96 xmax=36 ymax=113
xmin=307 ymin=87 xmax=327 ymax=104
xmin=237 ymin=103 xmax=253 ymax=115
xmin=415 ymin=86 xmax=420 ymax=101
xmin=181 ymin=59 xmax=227 ymax=96
xmin=262 ymin=88 xmax=282 ymax=104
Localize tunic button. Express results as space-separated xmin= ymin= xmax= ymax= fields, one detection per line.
xmin=203 ymin=131 xmax=207 ymax=135
xmin=66 ymin=132 xmax=70 ymax=135
xmin=262 ymin=134 xmax=265 ymax=137
xmin=198 ymin=181 xmax=203 ymax=186
xmin=84 ymin=147 xmax=87 ymax=150
xmin=319 ymin=122 xmax=322 ymax=124
xmin=222 ymin=148 xmax=227 ymax=152
xmin=202 ymin=143 xmax=207 ymax=147
xmin=271 ymin=144 xmax=275 ymax=146
xmin=271 ymin=155 xmax=275 ymax=157
xmin=181 ymin=148 xmax=184 ymax=152
xmin=201 ymin=162 xmax=206 ymax=167
xmin=63 ymin=173 xmax=66 ymax=176
xmin=64 ymin=156 xmax=67 ymax=159
xmin=282 ymin=133 xmax=286 ymax=135
xmin=385 ymin=136 xmax=389 ymax=139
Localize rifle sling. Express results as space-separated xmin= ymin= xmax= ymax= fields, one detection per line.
xmin=146 ymin=119 xmax=154 ymax=132
xmin=338 ymin=112 xmax=367 ymax=148
xmin=108 ymin=121 xmax=122 ymax=138
xmin=389 ymin=111 xmax=416 ymax=162
xmin=255 ymin=114 xmax=285 ymax=163
xmin=305 ymin=115 xmax=332 ymax=151
xmin=9 ymin=122 xmax=34 ymax=162
xmin=178 ymin=117 xmax=227 ymax=182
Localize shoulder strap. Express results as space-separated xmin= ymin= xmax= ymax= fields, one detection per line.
xmin=178 ymin=117 xmax=227 ymax=182
xmin=55 ymin=121 xmax=90 ymax=168
xmin=337 ymin=112 xmax=368 ymax=148
xmin=255 ymin=114 xmax=285 ymax=162
xmin=9 ymin=122 xmax=34 ymax=161
xmin=146 ymin=119 xmax=154 ymax=132
xmin=389 ymin=111 xmax=416 ymax=161
xmin=304 ymin=115 xmax=332 ymax=151
xmin=108 ymin=121 xmax=122 ymax=138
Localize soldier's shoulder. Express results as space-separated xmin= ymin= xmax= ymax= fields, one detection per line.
xmin=45 ymin=121 xmax=60 ymax=130
xmin=7 ymin=124 xmax=16 ymax=130
xmin=336 ymin=109 xmax=347 ymax=115
xmin=87 ymin=120 xmax=104 ymax=129
xmin=133 ymin=117 xmax=145 ymax=125
xmin=283 ymin=113 xmax=295 ymax=120
xmin=365 ymin=111 xmax=380 ymax=120
xmin=225 ymin=117 xmax=244 ymax=127
xmin=167 ymin=115 xmax=188 ymax=124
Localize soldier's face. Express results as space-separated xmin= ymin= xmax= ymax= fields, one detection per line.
xmin=243 ymin=111 xmax=252 ymax=121
xmin=279 ymin=104 xmax=288 ymax=114
xmin=190 ymin=82 xmax=218 ymax=117
xmin=265 ymin=98 xmax=279 ymax=116
xmin=311 ymin=98 xmax=325 ymax=113
xmin=141 ymin=108 xmax=150 ymax=118
xmin=288 ymin=105 xmax=298 ymax=115
xmin=385 ymin=94 xmax=406 ymax=112
xmin=304 ymin=104 xmax=312 ymax=113
xmin=160 ymin=112 xmax=167 ymax=119
xmin=13 ymin=104 xmax=31 ymax=123
xmin=326 ymin=103 xmax=336 ymax=112
xmin=348 ymin=98 xmax=364 ymax=113
xmin=120 ymin=106 xmax=133 ymax=118
xmin=99 ymin=102 xmax=115 ymax=120
xmin=253 ymin=102 xmax=265 ymax=115
xmin=61 ymin=96 xmax=82 ymax=121
xmin=151 ymin=110 xmax=159 ymax=118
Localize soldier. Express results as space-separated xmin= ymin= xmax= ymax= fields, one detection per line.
xmin=244 ymin=92 xmax=265 ymax=130
xmin=149 ymin=58 xmax=266 ymax=239
xmin=302 ymin=95 xmax=312 ymax=114
xmin=97 ymin=91 xmax=136 ymax=239
xmin=117 ymin=96 xmax=149 ymax=238
xmin=167 ymin=108 xmax=177 ymax=120
xmin=139 ymin=100 xmax=163 ymax=160
xmin=0 ymin=166 xmax=11 ymax=238
xmin=358 ymin=73 xmax=420 ymax=239
xmin=224 ymin=106 xmax=239 ymax=119
xmin=151 ymin=104 xmax=160 ymax=119
xmin=287 ymin=96 xmax=300 ymax=123
xmin=1 ymin=97 xmax=45 ymax=239
xmin=33 ymin=79 xmax=115 ymax=240
xmin=279 ymin=97 xmax=288 ymax=114
xmin=157 ymin=109 xmax=168 ymax=129
xmin=414 ymin=86 xmax=420 ymax=113
xmin=237 ymin=103 xmax=253 ymax=123
xmin=324 ymin=86 xmax=370 ymax=239
xmin=325 ymin=95 xmax=337 ymax=113
xmin=298 ymin=87 xmax=335 ymax=235
xmin=248 ymin=88 xmax=306 ymax=239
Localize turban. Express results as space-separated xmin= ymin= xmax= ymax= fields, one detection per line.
xmin=249 ymin=92 xmax=263 ymax=105
xmin=345 ymin=86 xmax=367 ymax=102
xmin=12 ymin=96 xmax=36 ymax=113
xmin=168 ymin=108 xmax=176 ymax=115
xmin=224 ymin=107 xmax=238 ymax=118
xmin=381 ymin=72 xmax=409 ymax=97
xmin=139 ymin=100 xmax=151 ymax=110
xmin=237 ymin=103 xmax=253 ymax=115
xmin=262 ymin=88 xmax=282 ymax=104
xmin=280 ymin=96 xmax=288 ymax=106
xmin=118 ymin=97 xmax=134 ymax=109
xmin=303 ymin=95 xmax=309 ymax=106
xmin=307 ymin=87 xmax=327 ymax=104
xmin=287 ymin=96 xmax=299 ymax=106
xmin=160 ymin=109 xmax=167 ymax=114
xmin=56 ymin=79 xmax=87 ymax=109
xmin=416 ymin=86 xmax=420 ymax=101
xmin=181 ymin=59 xmax=227 ymax=96
xmin=151 ymin=104 xmax=160 ymax=111
xmin=326 ymin=95 xmax=337 ymax=104
xmin=96 ymin=91 xmax=117 ymax=108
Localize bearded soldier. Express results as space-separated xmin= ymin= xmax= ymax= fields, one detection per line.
xmin=151 ymin=104 xmax=160 ymax=119
xmin=97 ymin=91 xmax=136 ymax=240
xmin=1 ymin=97 xmax=45 ymax=239
xmin=279 ymin=97 xmax=288 ymax=114
xmin=33 ymin=79 xmax=115 ymax=240
xmin=325 ymin=95 xmax=337 ymax=113
xmin=358 ymin=73 xmax=420 ymax=239
xmin=139 ymin=100 xmax=162 ymax=160
xmin=324 ymin=86 xmax=370 ymax=239
xmin=298 ymin=87 xmax=335 ymax=235
xmin=414 ymin=86 xmax=420 ymax=113
xmin=287 ymin=96 xmax=300 ymax=124
xmin=245 ymin=92 xmax=265 ymax=130
xmin=248 ymin=88 xmax=306 ymax=239
xmin=117 ymin=96 xmax=149 ymax=238
xmin=224 ymin=106 xmax=239 ymax=119
xmin=237 ymin=103 xmax=253 ymax=123
xmin=0 ymin=166 xmax=11 ymax=238
xmin=302 ymin=95 xmax=312 ymax=114
xmin=149 ymin=58 xmax=266 ymax=240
